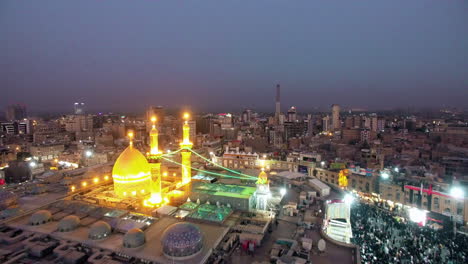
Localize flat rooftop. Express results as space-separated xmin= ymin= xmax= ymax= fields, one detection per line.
xmin=4 ymin=202 xmax=229 ymax=264
xmin=192 ymin=182 xmax=256 ymax=199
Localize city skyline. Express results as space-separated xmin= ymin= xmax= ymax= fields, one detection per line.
xmin=1 ymin=0 xmax=467 ymax=113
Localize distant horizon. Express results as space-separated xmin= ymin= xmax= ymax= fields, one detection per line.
xmin=1 ymin=1 xmax=467 ymax=113
xmin=1 ymin=104 xmax=466 ymax=120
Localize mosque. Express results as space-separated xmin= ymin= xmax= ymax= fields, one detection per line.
xmin=110 ymin=112 xmax=271 ymax=212
xmin=111 ymin=114 xmax=194 ymax=207
xmin=0 ymin=113 xmax=278 ymax=264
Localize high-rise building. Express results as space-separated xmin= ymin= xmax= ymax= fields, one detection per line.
xmin=331 ymin=104 xmax=340 ymax=130
xmin=5 ymin=104 xmax=27 ymax=121
xmin=377 ymin=118 xmax=385 ymax=132
xmin=344 ymin=116 xmax=354 ymax=129
xmin=322 ymin=115 xmax=331 ymax=132
xmin=74 ymin=102 xmax=85 ymax=115
xmin=146 ymin=106 xmax=165 ymax=123
xmin=187 ymin=120 xmax=196 ymax=144
xmin=370 ymin=114 xmax=378 ymax=132
xmin=1 ymin=120 xmax=33 ymax=135
xmin=242 ymin=109 xmax=252 ymax=123
xmin=287 ymin=106 xmax=297 ymax=122
xmin=64 ymin=115 xmax=93 ymax=133
xmin=275 ymin=84 xmax=281 ymax=123
xmin=353 ymin=115 xmax=361 ymax=128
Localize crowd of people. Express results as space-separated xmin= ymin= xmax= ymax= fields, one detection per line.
xmin=351 ymin=202 xmax=468 ymax=264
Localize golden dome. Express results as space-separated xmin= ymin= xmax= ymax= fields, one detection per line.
xmin=112 ymin=145 xmax=152 ymax=198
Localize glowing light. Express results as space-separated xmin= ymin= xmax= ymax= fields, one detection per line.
xmin=169 ymin=190 xmax=183 ymax=196
xmin=82 ymin=181 xmax=87 ymax=187
xmin=167 ymin=150 xmax=171 ymax=153
xmin=163 ymin=172 xmax=168 ymax=177
xmin=183 ymin=112 xmax=190 ymax=120
xmin=140 ymin=189 xmax=145 ymax=193
xmin=93 ymin=177 xmax=99 ymax=183
xmin=151 ymin=116 xmax=157 ymax=123
xmin=162 ymin=156 xmax=257 ymax=181
xmin=71 ymin=186 xmax=76 ymax=192
xmin=381 ymin=172 xmax=390 ymax=179
xmin=408 ymin=207 xmax=427 ymax=226
xmin=344 ymin=193 xmax=354 ymax=204
xmin=123 ymin=191 xmax=127 ymax=196
xmin=451 ymin=187 xmax=464 ymax=199
xmin=112 ymin=144 xmax=152 ymax=198
xmin=338 ymin=169 xmax=349 ymax=188
xmin=209 ymin=152 xmax=214 ymax=155
xmin=394 ymin=167 xmax=399 ymax=173
xmin=104 ymin=175 xmax=109 ymax=181
xmin=188 ymin=148 xmax=256 ymax=179
xmin=132 ymin=191 xmax=136 ymax=196
xmin=320 ymin=161 xmax=325 ymax=167
xmin=85 ymin=150 xmax=93 ymax=157
xmin=148 ymin=193 xmax=162 ymax=204
xmin=280 ymin=188 xmax=286 ymax=196
xmin=128 ymin=131 xmax=134 ymax=138
xmin=29 ymin=161 xmax=37 ymax=168
xmin=173 ymin=172 xmax=176 ymax=176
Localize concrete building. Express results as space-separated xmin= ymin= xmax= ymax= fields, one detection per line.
xmin=5 ymin=104 xmax=27 ymax=121
xmin=331 ymin=104 xmax=340 ymax=130
xmin=322 ymin=115 xmax=331 ymax=132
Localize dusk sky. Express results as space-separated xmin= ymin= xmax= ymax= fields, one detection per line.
xmin=1 ymin=0 xmax=467 ymax=113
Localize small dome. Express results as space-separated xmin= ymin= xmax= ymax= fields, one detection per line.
xmin=29 ymin=210 xmax=51 ymax=225
xmin=123 ymin=228 xmax=145 ymax=248
xmin=88 ymin=221 xmax=111 ymax=240
xmin=58 ymin=215 xmax=80 ymax=232
xmin=161 ymin=222 xmax=203 ymax=259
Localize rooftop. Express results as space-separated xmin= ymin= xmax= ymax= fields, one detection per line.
xmin=192 ymin=182 xmax=256 ymax=199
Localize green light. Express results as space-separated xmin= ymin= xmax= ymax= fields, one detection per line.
xmin=162 ymin=157 xmax=256 ymax=180
xmin=187 ymin=148 xmax=257 ymax=178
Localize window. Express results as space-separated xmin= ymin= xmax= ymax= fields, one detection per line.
xmin=434 ymin=198 xmax=440 ymax=210
xmin=457 ymin=202 xmax=463 ymax=215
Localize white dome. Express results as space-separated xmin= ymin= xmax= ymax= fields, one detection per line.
xmin=123 ymin=228 xmax=145 ymax=248
xmin=29 ymin=210 xmax=52 ymax=225
xmin=58 ymin=215 xmax=80 ymax=232
xmin=88 ymin=221 xmax=111 ymax=240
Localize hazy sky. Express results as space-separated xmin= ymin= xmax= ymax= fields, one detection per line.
xmin=1 ymin=0 xmax=467 ymax=113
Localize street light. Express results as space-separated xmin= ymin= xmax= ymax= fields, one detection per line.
xmin=280 ymin=188 xmax=287 ymax=197
xmin=320 ymin=161 xmax=325 ymax=167
xmin=394 ymin=167 xmax=399 ymax=173
xmin=85 ymin=150 xmax=93 ymax=157
xmin=29 ymin=161 xmax=37 ymax=168
xmin=450 ymin=186 xmax=464 ymax=199
xmin=344 ymin=193 xmax=355 ymax=204
xmin=381 ymin=172 xmax=390 ymax=179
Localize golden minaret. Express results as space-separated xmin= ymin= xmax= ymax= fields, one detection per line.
xmin=147 ymin=116 xmax=162 ymax=204
xmin=180 ymin=113 xmax=193 ymax=185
